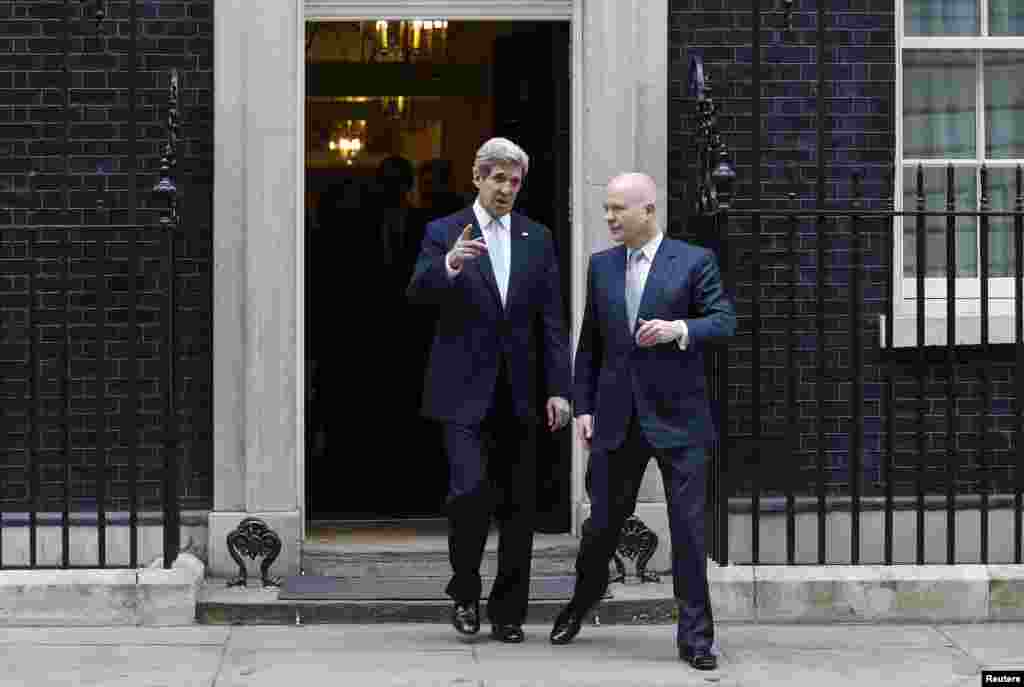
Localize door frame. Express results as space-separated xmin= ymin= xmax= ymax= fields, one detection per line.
xmin=209 ymin=0 xmax=667 ymax=576
xmin=297 ymin=1 xmax=583 ymax=539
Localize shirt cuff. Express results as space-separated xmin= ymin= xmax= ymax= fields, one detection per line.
xmin=445 ymin=252 xmax=462 ymax=279
xmin=674 ymin=320 xmax=689 ymax=350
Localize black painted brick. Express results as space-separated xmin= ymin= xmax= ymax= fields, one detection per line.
xmin=0 ymin=0 xmax=212 ymax=514
xmin=669 ymin=0 xmax=1020 ymax=500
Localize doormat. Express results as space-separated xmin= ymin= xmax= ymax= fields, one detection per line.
xmin=277 ymin=575 xmax=608 ymax=601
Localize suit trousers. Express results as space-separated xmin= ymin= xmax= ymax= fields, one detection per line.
xmin=572 ymin=411 xmax=714 ymax=652
xmin=442 ymin=363 xmax=538 ymax=625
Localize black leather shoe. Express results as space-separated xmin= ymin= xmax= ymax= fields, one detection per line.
xmin=452 ymin=601 xmax=480 ymax=635
xmin=490 ymin=624 xmax=525 ymax=643
xmin=679 ymin=647 xmax=717 ymax=671
xmin=549 ymin=606 xmax=584 ymax=645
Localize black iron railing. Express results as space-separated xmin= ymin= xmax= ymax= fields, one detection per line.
xmin=0 ymin=219 xmax=181 ymax=570
xmin=0 ymin=0 xmax=183 ymax=570
xmin=0 ymin=89 xmax=181 ymax=568
xmin=689 ymin=53 xmax=1024 ymax=566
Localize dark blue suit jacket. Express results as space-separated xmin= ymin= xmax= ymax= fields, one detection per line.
xmin=407 ymin=207 xmax=570 ymax=425
xmin=573 ymin=238 xmax=736 ymax=453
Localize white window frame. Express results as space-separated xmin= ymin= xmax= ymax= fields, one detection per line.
xmin=889 ymin=0 xmax=1024 ymax=346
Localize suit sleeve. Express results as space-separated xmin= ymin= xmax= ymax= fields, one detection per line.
xmin=683 ymin=250 xmax=737 ymax=345
xmin=540 ymin=227 xmax=571 ymax=400
xmin=406 ymin=219 xmax=457 ymax=306
xmin=572 ymin=256 xmax=602 ymax=417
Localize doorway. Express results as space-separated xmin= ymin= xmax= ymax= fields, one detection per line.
xmin=303 ymin=20 xmax=572 ymax=530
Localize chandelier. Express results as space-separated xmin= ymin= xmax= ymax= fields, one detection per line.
xmin=328 ymin=119 xmax=366 ymax=164
xmin=369 ymin=19 xmax=449 ymax=62
xmin=380 ymin=95 xmax=408 ymax=121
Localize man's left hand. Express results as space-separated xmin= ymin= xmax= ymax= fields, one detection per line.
xmin=636 ymin=319 xmax=681 ymax=347
xmin=546 ymin=396 xmax=571 ymax=432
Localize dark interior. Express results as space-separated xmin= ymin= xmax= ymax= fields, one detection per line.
xmin=304 ymin=21 xmax=572 ymax=530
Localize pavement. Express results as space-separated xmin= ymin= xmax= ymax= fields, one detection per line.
xmin=1 ymin=622 xmax=1023 ymax=686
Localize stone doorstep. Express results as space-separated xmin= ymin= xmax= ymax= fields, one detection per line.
xmin=0 ymin=553 xmax=205 ymax=627
xmin=301 ymin=534 xmax=580 ymax=578
xmin=197 ymin=563 xmax=1024 ymax=626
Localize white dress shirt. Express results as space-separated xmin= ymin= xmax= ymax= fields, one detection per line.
xmin=627 ymin=231 xmax=689 ymax=350
xmin=446 ymin=200 xmax=513 ymax=307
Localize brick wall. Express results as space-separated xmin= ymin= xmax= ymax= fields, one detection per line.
xmin=668 ymin=0 xmax=1020 ymax=501
xmin=0 ymin=0 xmax=213 ymax=514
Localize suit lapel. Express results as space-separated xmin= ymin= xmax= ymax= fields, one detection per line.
xmin=505 ymin=214 xmax=528 ymax=311
xmin=608 ymin=245 xmax=629 ymax=337
xmin=636 ymin=238 xmax=679 ymax=324
xmin=460 ymin=209 xmax=502 ymax=310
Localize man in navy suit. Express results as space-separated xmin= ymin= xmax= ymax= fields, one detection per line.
xmin=407 ymin=138 xmax=571 ymax=643
xmin=549 ymin=173 xmax=735 ymax=671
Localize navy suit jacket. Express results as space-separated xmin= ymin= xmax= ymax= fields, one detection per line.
xmin=407 ymin=207 xmax=571 ymax=425
xmin=573 ymin=237 xmax=736 ymax=453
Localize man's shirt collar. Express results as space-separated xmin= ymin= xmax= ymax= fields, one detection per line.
xmin=628 ymin=230 xmax=664 ymax=263
xmin=473 ymin=199 xmax=511 ymax=232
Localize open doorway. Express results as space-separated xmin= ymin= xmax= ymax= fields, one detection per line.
xmin=303 ymin=20 xmax=572 ymax=530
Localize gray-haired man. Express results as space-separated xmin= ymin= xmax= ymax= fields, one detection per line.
xmin=407 ymin=137 xmax=572 ymax=643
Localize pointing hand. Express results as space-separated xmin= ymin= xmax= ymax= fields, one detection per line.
xmin=447 ymin=223 xmax=488 ymax=271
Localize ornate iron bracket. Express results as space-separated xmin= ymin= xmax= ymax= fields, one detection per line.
xmin=579 ymin=513 xmax=661 ymax=584
xmin=609 ymin=515 xmax=661 ymax=584
xmin=152 ymin=69 xmax=179 ymax=226
xmin=226 ymin=517 xmax=283 ymax=588
xmin=689 ymin=55 xmax=737 ymax=217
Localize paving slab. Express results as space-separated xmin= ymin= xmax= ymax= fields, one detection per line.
xmin=0 ymin=645 xmax=223 ymax=687
xmin=473 ymin=628 xmax=679 ymax=662
xmin=217 ymin=647 xmax=479 ymax=687
xmin=721 ymin=645 xmax=977 ymax=687
xmin=718 ymin=624 xmax=982 ymax=684
xmin=225 ymin=624 xmax=472 ymax=652
xmin=470 ymin=659 xmax=729 ymax=687
xmin=712 ymin=622 xmax=950 ymax=651
xmin=937 ymin=623 xmax=1024 ymax=669
xmin=0 ymin=626 xmax=230 ymax=645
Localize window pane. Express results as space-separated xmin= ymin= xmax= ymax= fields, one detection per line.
xmin=984 ymin=168 xmax=1019 ymax=277
xmin=985 ymin=52 xmax=1024 ymax=158
xmin=989 ymin=0 xmax=1024 ymax=36
xmin=903 ymin=166 xmax=978 ymax=277
xmin=903 ymin=51 xmax=976 ymax=159
xmin=905 ymin=0 xmax=978 ymax=35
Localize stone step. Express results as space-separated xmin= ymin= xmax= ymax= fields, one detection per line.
xmin=196 ymin=564 xmax=1024 ymax=626
xmin=196 ymin=577 xmax=681 ymax=626
xmin=301 ymin=531 xmax=582 ymax=579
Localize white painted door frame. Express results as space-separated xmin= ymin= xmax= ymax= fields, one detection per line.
xmin=209 ymin=0 xmax=665 ymax=576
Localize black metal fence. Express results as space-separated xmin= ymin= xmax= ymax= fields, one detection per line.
xmin=0 ymin=219 xmax=181 ymax=570
xmin=689 ymin=57 xmax=1024 ymax=567
xmin=0 ymin=2 xmax=184 ymax=570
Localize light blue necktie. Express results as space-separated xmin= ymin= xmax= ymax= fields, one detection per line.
xmin=626 ymin=249 xmax=645 ymax=333
xmin=488 ymin=218 xmax=507 ymax=306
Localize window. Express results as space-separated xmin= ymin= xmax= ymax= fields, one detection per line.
xmin=892 ymin=0 xmax=1024 ymax=345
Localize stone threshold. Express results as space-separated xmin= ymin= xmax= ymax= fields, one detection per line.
xmin=0 ymin=553 xmax=205 ymax=627
xmin=197 ymin=563 xmax=1024 ymax=625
